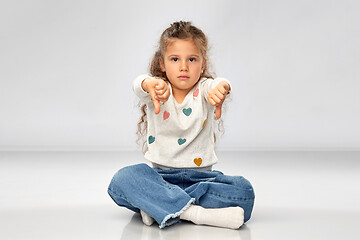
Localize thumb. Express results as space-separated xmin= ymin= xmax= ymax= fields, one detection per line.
xmin=215 ymin=104 xmax=222 ymax=119
xmin=149 ymin=89 xmax=161 ymax=114
xmin=153 ymin=97 xmax=161 ymax=114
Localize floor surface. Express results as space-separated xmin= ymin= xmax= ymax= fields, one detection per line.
xmin=0 ymin=151 xmax=359 ymax=240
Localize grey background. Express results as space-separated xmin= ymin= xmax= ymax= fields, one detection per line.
xmin=1 ymin=0 xmax=359 ymax=151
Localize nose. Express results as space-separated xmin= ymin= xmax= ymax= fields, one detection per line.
xmin=180 ymin=60 xmax=188 ymax=71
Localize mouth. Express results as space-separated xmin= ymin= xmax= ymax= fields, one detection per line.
xmin=178 ymin=75 xmax=190 ymax=79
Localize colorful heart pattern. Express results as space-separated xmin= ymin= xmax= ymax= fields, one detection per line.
xmin=178 ymin=138 xmax=186 ymax=145
xmin=194 ymin=158 xmax=202 ymax=167
xmin=152 ymin=90 xmax=206 ymax=166
xmin=163 ymin=111 xmax=170 ymax=120
xmin=193 ymin=88 xmax=199 ymax=97
xmin=182 ymin=108 xmax=192 ymax=116
xmin=202 ymin=120 xmax=206 ymax=128
xmin=148 ymin=136 xmax=155 ymax=144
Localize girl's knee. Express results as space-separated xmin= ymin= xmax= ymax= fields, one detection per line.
xmin=227 ymin=176 xmax=255 ymax=222
xmin=114 ymin=163 xmax=150 ymax=179
xmin=235 ymin=176 xmax=253 ymax=189
xmin=108 ymin=164 xmax=150 ymax=192
xmin=242 ymin=178 xmax=255 ymax=199
xmin=236 ymin=177 xmax=255 ymax=223
xmin=218 ymin=175 xmax=255 ymax=198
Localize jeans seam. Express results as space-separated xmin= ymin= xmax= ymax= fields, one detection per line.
xmin=161 ymin=178 xmax=178 ymax=190
xmin=108 ymin=188 xmax=129 ymax=202
xmin=207 ymin=191 xmax=254 ymax=201
xmin=182 ymin=170 xmax=186 ymax=189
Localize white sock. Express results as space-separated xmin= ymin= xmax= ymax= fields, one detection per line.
xmin=140 ymin=210 xmax=155 ymax=226
xmin=180 ymin=205 xmax=244 ymax=229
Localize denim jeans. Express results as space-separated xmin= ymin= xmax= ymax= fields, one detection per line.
xmin=108 ymin=163 xmax=255 ymax=228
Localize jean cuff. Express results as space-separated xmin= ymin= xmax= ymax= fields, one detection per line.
xmin=159 ymin=198 xmax=195 ymax=229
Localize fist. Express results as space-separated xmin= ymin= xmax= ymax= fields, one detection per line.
xmin=142 ymin=77 xmax=170 ymax=114
xmin=207 ymin=81 xmax=230 ymax=119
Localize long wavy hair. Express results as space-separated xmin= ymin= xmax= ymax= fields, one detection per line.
xmin=136 ymin=21 xmax=223 ymax=153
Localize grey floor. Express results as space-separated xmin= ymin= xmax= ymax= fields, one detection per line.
xmin=0 ymin=151 xmax=359 ymax=240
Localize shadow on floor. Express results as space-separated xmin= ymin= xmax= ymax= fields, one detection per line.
xmin=120 ymin=213 xmax=252 ymax=240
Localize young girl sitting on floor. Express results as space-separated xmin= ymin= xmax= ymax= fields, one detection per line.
xmin=108 ymin=21 xmax=255 ymax=229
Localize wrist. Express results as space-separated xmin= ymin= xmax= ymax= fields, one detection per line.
xmin=141 ymin=78 xmax=151 ymax=93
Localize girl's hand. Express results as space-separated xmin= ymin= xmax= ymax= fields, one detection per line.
xmin=207 ymin=81 xmax=230 ymax=119
xmin=142 ymin=77 xmax=170 ymax=114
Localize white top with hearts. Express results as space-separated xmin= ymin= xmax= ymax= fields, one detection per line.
xmin=133 ymin=74 xmax=231 ymax=169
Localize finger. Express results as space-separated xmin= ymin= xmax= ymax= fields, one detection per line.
xmin=162 ymin=88 xmax=171 ymax=102
xmin=157 ymin=87 xmax=169 ymax=97
xmin=158 ymin=94 xmax=169 ymax=102
xmin=164 ymin=87 xmax=170 ymax=97
xmin=207 ymin=96 xmax=216 ymax=106
xmin=216 ymin=104 xmax=222 ymax=119
xmin=216 ymin=86 xmax=227 ymax=95
xmin=153 ymin=97 xmax=161 ymax=114
xmin=149 ymin=89 xmax=161 ymax=114
xmin=156 ymin=81 xmax=165 ymax=90
xmin=155 ymin=87 xmax=166 ymax=95
xmin=214 ymin=90 xmax=225 ymax=101
xmin=210 ymin=94 xmax=222 ymax=104
xmin=156 ymin=87 xmax=170 ymax=100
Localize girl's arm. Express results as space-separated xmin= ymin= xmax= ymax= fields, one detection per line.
xmin=133 ymin=74 xmax=153 ymax=102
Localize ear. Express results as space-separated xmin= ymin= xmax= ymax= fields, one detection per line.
xmin=201 ymin=58 xmax=206 ymax=72
xmin=159 ymin=58 xmax=166 ymax=72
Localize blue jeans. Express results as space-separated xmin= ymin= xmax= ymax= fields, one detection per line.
xmin=108 ymin=163 xmax=255 ymax=228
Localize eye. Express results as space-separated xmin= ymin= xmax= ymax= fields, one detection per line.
xmin=171 ymin=57 xmax=179 ymax=62
xmin=189 ymin=58 xmax=196 ymax=62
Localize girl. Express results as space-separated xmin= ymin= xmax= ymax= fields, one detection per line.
xmin=108 ymin=21 xmax=254 ymax=229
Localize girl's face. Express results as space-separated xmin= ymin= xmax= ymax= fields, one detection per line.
xmin=160 ymin=38 xmax=205 ymax=96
